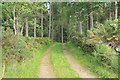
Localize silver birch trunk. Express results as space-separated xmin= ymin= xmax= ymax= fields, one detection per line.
xmin=16 ymin=15 xmax=19 ymax=34
xmin=13 ymin=6 xmax=17 ymax=35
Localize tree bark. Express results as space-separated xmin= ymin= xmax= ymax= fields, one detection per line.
xmin=16 ymin=15 xmax=19 ymax=34
xmin=88 ymin=15 xmax=90 ymax=30
xmin=51 ymin=13 xmax=54 ymax=40
xmin=90 ymin=12 xmax=94 ymax=29
xmin=104 ymin=4 xmax=106 ymax=21
xmin=21 ymin=23 xmax=24 ymax=35
xmin=49 ymin=3 xmax=51 ymax=38
xmin=115 ymin=1 xmax=118 ymax=19
xmin=59 ymin=26 xmax=61 ymax=42
xmin=113 ymin=11 xmax=115 ymax=20
xmin=41 ymin=10 xmax=43 ymax=37
xmin=67 ymin=20 xmax=70 ymax=42
xmin=109 ymin=3 xmax=112 ymax=19
xmin=86 ymin=20 xmax=88 ymax=36
xmin=13 ymin=6 xmax=17 ymax=35
xmin=34 ymin=17 xmax=36 ymax=38
xmin=26 ymin=18 xmax=28 ymax=37
xmin=61 ymin=24 xmax=63 ymax=43
xmin=79 ymin=22 xmax=82 ymax=34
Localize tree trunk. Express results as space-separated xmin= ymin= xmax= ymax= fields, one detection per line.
xmin=79 ymin=22 xmax=82 ymax=34
xmin=59 ymin=26 xmax=61 ymax=42
xmin=51 ymin=13 xmax=54 ymax=40
xmin=26 ymin=18 xmax=28 ymax=37
xmin=88 ymin=15 xmax=90 ymax=30
xmin=68 ymin=23 xmax=73 ymax=42
xmin=104 ymin=4 xmax=106 ymax=21
xmin=21 ymin=23 xmax=24 ymax=35
xmin=13 ymin=6 xmax=17 ymax=35
xmin=109 ymin=3 xmax=112 ymax=19
xmin=112 ymin=11 xmax=115 ymax=20
xmin=16 ymin=15 xmax=19 ymax=34
xmin=90 ymin=12 xmax=94 ymax=29
xmin=86 ymin=20 xmax=88 ymax=36
xmin=49 ymin=3 xmax=51 ymax=38
xmin=67 ymin=20 xmax=70 ymax=42
xmin=115 ymin=1 xmax=118 ymax=19
xmin=61 ymin=24 xmax=63 ymax=43
xmin=41 ymin=10 xmax=43 ymax=37
xmin=34 ymin=17 xmax=36 ymax=38
xmin=77 ymin=22 xmax=82 ymax=34
xmin=67 ymin=25 xmax=69 ymax=42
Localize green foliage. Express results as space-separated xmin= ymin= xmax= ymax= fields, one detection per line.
xmin=92 ymin=44 xmax=118 ymax=73
xmin=35 ymin=37 xmax=53 ymax=45
xmin=2 ymin=28 xmax=30 ymax=63
xmin=71 ymin=33 xmax=96 ymax=53
xmin=87 ymin=19 xmax=119 ymax=44
xmin=2 ymin=28 xmax=54 ymax=64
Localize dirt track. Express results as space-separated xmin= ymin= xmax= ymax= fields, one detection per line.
xmin=39 ymin=44 xmax=56 ymax=78
xmin=62 ymin=44 xmax=97 ymax=79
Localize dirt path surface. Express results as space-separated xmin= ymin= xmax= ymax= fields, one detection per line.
xmin=62 ymin=44 xmax=97 ymax=79
xmin=39 ymin=44 xmax=56 ymax=78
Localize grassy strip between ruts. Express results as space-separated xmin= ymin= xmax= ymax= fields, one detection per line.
xmin=4 ymin=43 xmax=54 ymax=78
xmin=50 ymin=43 xmax=80 ymax=78
xmin=65 ymin=42 xmax=118 ymax=78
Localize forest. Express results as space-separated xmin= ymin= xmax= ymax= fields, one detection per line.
xmin=1 ymin=1 xmax=120 ymax=79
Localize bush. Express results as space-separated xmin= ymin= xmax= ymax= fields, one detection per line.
xmin=2 ymin=28 xmax=54 ymax=64
xmin=87 ymin=19 xmax=119 ymax=44
xmin=71 ymin=33 xmax=96 ymax=53
xmin=2 ymin=28 xmax=31 ymax=63
xmin=35 ymin=37 xmax=53 ymax=45
xmin=92 ymin=44 xmax=118 ymax=73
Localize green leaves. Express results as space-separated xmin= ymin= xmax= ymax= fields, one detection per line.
xmin=92 ymin=44 xmax=118 ymax=72
xmin=87 ymin=19 xmax=119 ymax=44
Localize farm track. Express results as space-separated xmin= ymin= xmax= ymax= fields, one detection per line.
xmin=62 ymin=44 xmax=97 ymax=79
xmin=39 ymin=43 xmax=97 ymax=79
xmin=39 ymin=44 xmax=56 ymax=78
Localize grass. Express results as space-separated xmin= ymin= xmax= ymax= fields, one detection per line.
xmin=4 ymin=44 xmax=53 ymax=78
xmin=50 ymin=43 xmax=80 ymax=78
xmin=65 ymin=42 xmax=118 ymax=78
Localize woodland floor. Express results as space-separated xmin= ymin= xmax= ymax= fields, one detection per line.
xmin=38 ymin=43 xmax=97 ymax=78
